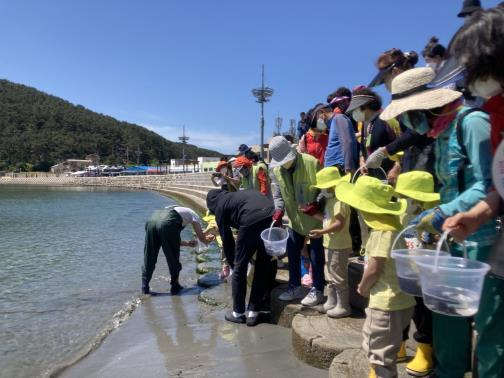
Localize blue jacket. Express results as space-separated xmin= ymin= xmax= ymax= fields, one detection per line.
xmin=324 ymin=114 xmax=358 ymax=171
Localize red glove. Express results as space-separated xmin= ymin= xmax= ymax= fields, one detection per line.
xmin=299 ymin=202 xmax=320 ymax=216
xmin=272 ymin=209 xmax=284 ymax=227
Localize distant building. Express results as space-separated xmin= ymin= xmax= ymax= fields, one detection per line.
xmin=169 ymin=157 xmax=220 ymax=173
xmin=51 ymin=159 xmax=92 ymax=174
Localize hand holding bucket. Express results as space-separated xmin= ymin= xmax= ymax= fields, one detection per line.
xmin=391 ymin=225 xmax=450 ymax=296
xmin=261 ymin=221 xmax=289 ymax=257
xmin=416 ymin=230 xmax=490 ymax=317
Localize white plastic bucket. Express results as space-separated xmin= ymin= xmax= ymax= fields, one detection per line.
xmin=416 ymin=230 xmax=490 ymax=317
xmin=351 ymin=166 xmax=388 ymax=185
xmin=391 ymin=225 xmax=449 ymax=296
xmin=261 ymin=221 xmax=288 ymax=257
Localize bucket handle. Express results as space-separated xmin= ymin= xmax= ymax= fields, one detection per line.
xmin=267 ymin=220 xmax=277 ymax=241
xmin=351 ymin=166 xmax=388 ymax=184
xmin=391 ymin=224 xmax=450 ymax=254
xmin=433 ymin=230 xmax=452 ymax=273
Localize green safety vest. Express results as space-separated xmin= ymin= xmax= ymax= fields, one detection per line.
xmin=273 ymin=153 xmax=322 ymax=235
xmin=241 ymin=162 xmax=271 ymax=194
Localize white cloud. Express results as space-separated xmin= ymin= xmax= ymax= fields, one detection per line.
xmin=139 ymin=121 xmax=260 ymax=154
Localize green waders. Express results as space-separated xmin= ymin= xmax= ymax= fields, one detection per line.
xmin=142 ymin=209 xmax=183 ymax=288
xmin=433 ymin=245 xmax=504 ymax=378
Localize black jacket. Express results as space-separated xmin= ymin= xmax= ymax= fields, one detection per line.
xmin=206 ymin=189 xmax=274 ymax=256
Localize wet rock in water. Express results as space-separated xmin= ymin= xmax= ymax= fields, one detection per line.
xmin=196 ymin=260 xmax=220 ymax=275
xmin=198 ymin=283 xmax=231 ymax=308
xmin=196 ymin=254 xmax=208 ymax=263
xmin=197 ymin=272 xmax=221 ymax=288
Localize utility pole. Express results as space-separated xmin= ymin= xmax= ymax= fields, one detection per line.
xmin=252 ymin=65 xmax=274 ymax=160
xmin=274 ymin=116 xmax=283 ymax=136
xmin=289 ymin=119 xmax=297 ymax=141
xmin=178 ymin=125 xmax=189 ymax=173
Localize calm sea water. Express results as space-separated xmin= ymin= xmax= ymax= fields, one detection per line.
xmin=0 ymin=186 xmax=193 ymax=378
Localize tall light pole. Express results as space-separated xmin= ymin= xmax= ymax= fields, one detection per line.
xmin=178 ymin=125 xmax=189 ymax=173
xmin=252 ymin=64 xmax=274 ymax=160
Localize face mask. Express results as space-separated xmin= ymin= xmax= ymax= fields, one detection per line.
xmin=469 ymin=77 xmax=502 ymax=99
xmin=405 ymin=198 xmax=422 ymax=216
xmin=220 ymin=167 xmax=227 ymax=175
xmin=320 ymin=188 xmax=334 ymax=198
xmin=426 ymin=62 xmax=439 ymax=72
xmin=399 ymin=111 xmax=430 ymax=135
xmin=282 ymin=159 xmax=295 ymax=170
xmin=316 ymin=118 xmax=327 ymax=131
xmin=352 ymin=108 xmax=366 ymax=123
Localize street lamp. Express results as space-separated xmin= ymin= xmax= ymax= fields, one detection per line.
xmin=178 ymin=125 xmax=189 ymax=173
xmin=251 ymin=64 xmax=274 ymax=160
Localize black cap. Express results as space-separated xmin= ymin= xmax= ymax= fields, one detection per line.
xmin=237 ymin=144 xmax=251 ymax=155
xmin=458 ymin=0 xmax=482 ymax=18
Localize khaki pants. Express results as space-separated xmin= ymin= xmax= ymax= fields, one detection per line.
xmin=362 ymin=307 xmax=414 ymax=378
xmin=324 ymin=248 xmax=352 ymax=291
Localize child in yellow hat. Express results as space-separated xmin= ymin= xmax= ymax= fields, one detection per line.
xmin=336 ymin=175 xmax=415 ymax=378
xmin=202 ymin=211 xmax=230 ymax=280
xmin=308 ymin=167 xmax=352 ymax=318
xmin=392 ymin=171 xmax=440 ymax=377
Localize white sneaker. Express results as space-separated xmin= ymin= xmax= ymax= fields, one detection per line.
xmin=278 ymin=286 xmax=305 ymax=301
xmin=301 ymin=287 xmax=325 ymax=307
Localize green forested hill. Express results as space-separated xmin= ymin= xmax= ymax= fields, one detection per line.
xmin=0 ymin=79 xmax=221 ymax=171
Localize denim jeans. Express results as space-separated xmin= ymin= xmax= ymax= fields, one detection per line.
xmin=287 ymin=227 xmax=325 ymax=291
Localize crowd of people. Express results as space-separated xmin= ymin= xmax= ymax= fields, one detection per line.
xmin=142 ymin=2 xmax=504 ymax=377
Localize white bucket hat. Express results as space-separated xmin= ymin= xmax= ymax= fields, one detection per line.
xmin=380 ymin=67 xmax=463 ymax=121
xmin=269 ymin=136 xmax=297 ymax=168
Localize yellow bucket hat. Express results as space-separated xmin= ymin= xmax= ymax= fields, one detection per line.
xmin=336 ymin=175 xmax=407 ymax=215
xmin=202 ymin=210 xmax=215 ymax=223
xmin=360 ymin=211 xmax=402 ymax=231
xmin=311 ymin=167 xmax=344 ymax=189
xmin=394 ymin=171 xmax=440 ymax=203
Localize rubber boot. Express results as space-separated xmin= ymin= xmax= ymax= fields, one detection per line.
xmin=405 ymin=343 xmax=433 ymax=377
xmin=322 ymin=284 xmax=337 ymax=313
xmin=327 ymin=289 xmax=351 ymax=318
xmin=369 ymin=366 xmax=377 ymax=378
xmin=397 ymin=341 xmax=407 ymax=363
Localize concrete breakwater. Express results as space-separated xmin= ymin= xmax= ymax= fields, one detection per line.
xmin=0 ymin=173 xmax=212 ymax=212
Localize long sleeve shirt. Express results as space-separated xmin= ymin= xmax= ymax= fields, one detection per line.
xmin=324 ymin=114 xmax=358 ymax=171
xmin=208 ymin=190 xmax=274 ymax=258
xmin=436 ymin=108 xmax=496 ymax=248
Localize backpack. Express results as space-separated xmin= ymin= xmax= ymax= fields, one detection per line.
xmin=455 ymin=108 xmax=488 ymax=193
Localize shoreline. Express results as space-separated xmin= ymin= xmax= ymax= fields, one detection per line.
xmin=2 ymin=176 xmax=212 ymax=377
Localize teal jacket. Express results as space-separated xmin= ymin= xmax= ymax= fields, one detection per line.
xmin=436 ymin=107 xmax=497 ymax=253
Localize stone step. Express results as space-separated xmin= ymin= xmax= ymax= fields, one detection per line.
xmin=291 ymin=313 xmax=365 ymax=370
xmin=270 ymin=284 xmax=321 ymax=328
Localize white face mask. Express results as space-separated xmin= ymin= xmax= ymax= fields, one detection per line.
xmin=220 ymin=167 xmax=227 ymax=175
xmin=352 ymin=108 xmax=366 ymax=123
xmin=469 ymin=77 xmax=503 ymax=99
xmin=316 ymin=118 xmax=327 ymax=131
xmin=426 ymin=62 xmax=439 ymax=71
xmin=320 ymin=188 xmax=334 ymax=198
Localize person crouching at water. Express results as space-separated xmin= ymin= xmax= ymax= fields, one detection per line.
xmin=206 ymin=189 xmax=277 ymax=326
xmin=142 ymin=206 xmax=215 ymax=295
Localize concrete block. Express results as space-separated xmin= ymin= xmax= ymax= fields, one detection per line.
xmin=291 ymin=313 xmax=364 ymax=370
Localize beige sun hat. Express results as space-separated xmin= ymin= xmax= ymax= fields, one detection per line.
xmin=380 ymin=67 xmax=463 ymax=121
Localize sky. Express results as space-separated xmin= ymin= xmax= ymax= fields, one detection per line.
xmin=0 ymin=0 xmax=501 ymax=155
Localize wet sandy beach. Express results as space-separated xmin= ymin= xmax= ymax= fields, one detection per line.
xmin=60 ymin=282 xmax=326 ymax=378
